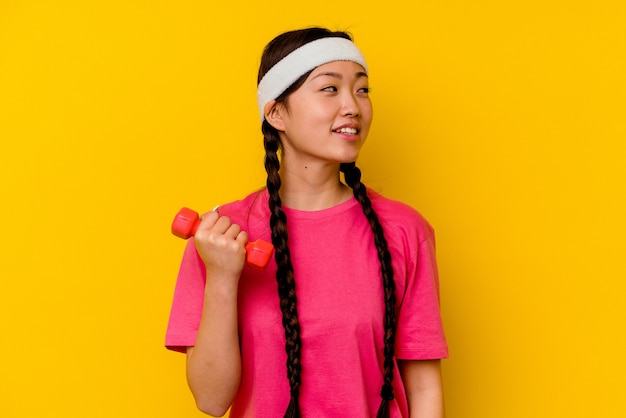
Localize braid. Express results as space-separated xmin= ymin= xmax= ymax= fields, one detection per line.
xmin=263 ymin=121 xmax=302 ymax=418
xmin=341 ymin=162 xmax=397 ymax=418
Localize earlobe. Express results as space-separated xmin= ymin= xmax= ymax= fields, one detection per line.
xmin=264 ymin=100 xmax=286 ymax=131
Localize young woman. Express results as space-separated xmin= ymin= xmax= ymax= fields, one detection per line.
xmin=166 ymin=27 xmax=448 ymax=417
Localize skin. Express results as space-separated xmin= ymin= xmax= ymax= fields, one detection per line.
xmin=185 ymin=60 xmax=444 ymax=417
xmin=400 ymin=360 xmax=445 ymax=418
xmin=266 ymin=60 xmax=372 ymax=210
xmin=186 ymin=211 xmax=245 ymax=416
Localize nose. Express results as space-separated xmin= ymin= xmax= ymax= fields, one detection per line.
xmin=341 ymin=91 xmax=360 ymax=117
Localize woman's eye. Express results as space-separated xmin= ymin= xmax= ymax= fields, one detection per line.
xmin=358 ymin=87 xmax=371 ymax=94
xmin=322 ymin=86 xmax=338 ymax=92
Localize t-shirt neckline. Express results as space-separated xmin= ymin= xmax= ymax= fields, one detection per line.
xmin=280 ymin=194 xmax=360 ymax=220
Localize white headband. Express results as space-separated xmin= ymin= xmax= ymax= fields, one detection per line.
xmin=256 ymin=37 xmax=368 ymax=121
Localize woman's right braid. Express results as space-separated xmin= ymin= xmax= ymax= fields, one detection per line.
xmin=263 ymin=121 xmax=302 ymax=418
xmin=341 ymin=162 xmax=397 ymax=418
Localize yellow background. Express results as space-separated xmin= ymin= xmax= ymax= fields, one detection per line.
xmin=1 ymin=1 xmax=624 ymax=417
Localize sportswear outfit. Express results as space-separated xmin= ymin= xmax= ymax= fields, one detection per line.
xmin=166 ymin=188 xmax=448 ymax=417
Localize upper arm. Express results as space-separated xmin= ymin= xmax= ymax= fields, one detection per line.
xmin=399 ymin=359 xmax=445 ymax=418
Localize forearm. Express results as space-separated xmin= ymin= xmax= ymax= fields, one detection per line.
xmin=186 ymin=275 xmax=242 ymax=416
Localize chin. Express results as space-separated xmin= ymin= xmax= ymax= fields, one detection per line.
xmin=340 ymin=152 xmax=362 ymax=163
xmin=334 ymin=149 xmax=362 ymax=162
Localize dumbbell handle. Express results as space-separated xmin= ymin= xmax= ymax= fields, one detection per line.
xmin=171 ymin=207 xmax=274 ymax=269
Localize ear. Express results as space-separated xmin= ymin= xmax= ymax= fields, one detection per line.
xmin=264 ymin=100 xmax=286 ymax=131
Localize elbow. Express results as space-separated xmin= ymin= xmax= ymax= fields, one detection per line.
xmin=186 ymin=355 xmax=240 ymax=416
xmin=195 ymin=398 xmax=230 ymax=417
xmin=189 ymin=382 xmax=238 ymax=416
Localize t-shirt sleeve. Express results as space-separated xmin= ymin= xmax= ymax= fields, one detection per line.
xmin=395 ymin=229 xmax=449 ymax=360
xmin=164 ymin=239 xmax=207 ymax=353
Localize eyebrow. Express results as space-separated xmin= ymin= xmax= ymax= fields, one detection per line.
xmin=311 ymin=71 xmax=368 ymax=80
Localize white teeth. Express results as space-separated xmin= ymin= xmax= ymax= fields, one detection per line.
xmin=335 ymin=127 xmax=358 ymax=134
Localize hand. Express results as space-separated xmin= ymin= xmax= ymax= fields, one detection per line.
xmin=193 ymin=211 xmax=249 ymax=284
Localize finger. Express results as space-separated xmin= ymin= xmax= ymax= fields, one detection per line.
xmin=223 ymin=223 xmax=242 ymax=240
xmin=235 ymin=230 xmax=249 ymax=245
xmin=212 ymin=215 xmax=234 ymax=235
xmin=197 ymin=210 xmax=219 ymax=230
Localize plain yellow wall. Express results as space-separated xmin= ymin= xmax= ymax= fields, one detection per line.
xmin=1 ymin=1 xmax=625 ymax=417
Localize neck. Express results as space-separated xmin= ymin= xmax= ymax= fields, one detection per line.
xmin=278 ymin=160 xmax=353 ymax=211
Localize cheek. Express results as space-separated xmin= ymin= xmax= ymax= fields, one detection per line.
xmin=289 ymin=98 xmax=328 ymax=126
xmin=360 ymin=99 xmax=373 ymax=119
xmin=298 ymin=108 xmax=333 ymax=132
xmin=362 ymin=107 xmax=373 ymax=130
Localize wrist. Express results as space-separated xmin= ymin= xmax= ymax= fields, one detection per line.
xmin=204 ymin=273 xmax=240 ymax=299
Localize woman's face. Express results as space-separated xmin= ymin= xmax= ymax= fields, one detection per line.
xmin=276 ymin=60 xmax=373 ymax=167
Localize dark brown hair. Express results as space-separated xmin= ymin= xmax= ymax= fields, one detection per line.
xmin=258 ymin=27 xmax=397 ymax=418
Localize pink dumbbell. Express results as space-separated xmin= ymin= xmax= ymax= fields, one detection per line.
xmin=171 ymin=207 xmax=274 ymax=269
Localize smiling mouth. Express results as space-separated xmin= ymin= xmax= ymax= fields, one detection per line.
xmin=333 ymin=127 xmax=358 ymax=134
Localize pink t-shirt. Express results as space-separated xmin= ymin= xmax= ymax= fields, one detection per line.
xmin=165 ymin=188 xmax=448 ymax=417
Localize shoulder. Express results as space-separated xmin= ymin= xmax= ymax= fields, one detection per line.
xmin=216 ymin=188 xmax=268 ymax=216
xmin=367 ymin=188 xmax=434 ymax=243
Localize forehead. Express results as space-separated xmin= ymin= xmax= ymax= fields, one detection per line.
xmin=308 ymin=60 xmax=368 ymax=79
